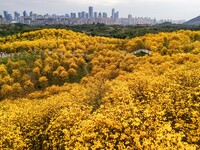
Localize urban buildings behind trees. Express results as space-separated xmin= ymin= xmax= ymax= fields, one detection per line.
xmin=1 ymin=6 xmax=181 ymax=25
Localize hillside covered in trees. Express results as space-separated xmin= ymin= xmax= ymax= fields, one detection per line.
xmin=0 ymin=29 xmax=200 ymax=149
xmin=185 ymin=15 xmax=200 ymax=26
xmin=1 ymin=23 xmax=200 ymax=38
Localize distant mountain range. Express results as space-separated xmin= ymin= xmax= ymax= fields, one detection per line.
xmin=185 ymin=15 xmax=200 ymax=25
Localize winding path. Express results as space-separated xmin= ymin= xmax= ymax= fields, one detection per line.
xmin=83 ymin=63 xmax=89 ymax=76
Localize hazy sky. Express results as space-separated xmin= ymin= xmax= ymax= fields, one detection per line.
xmin=0 ymin=0 xmax=199 ymax=20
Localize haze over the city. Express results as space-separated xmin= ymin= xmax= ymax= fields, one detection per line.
xmin=0 ymin=0 xmax=199 ymax=20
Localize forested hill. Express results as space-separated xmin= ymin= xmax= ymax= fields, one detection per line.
xmin=1 ymin=23 xmax=200 ymax=38
xmin=185 ymin=15 xmax=200 ymax=25
xmin=0 ymin=29 xmax=200 ymax=149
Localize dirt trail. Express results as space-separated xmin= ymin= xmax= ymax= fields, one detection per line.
xmin=83 ymin=63 xmax=89 ymax=76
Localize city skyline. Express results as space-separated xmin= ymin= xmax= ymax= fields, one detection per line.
xmin=0 ymin=0 xmax=199 ymax=21
xmin=2 ymin=7 xmax=121 ymax=20
xmin=2 ymin=6 xmax=159 ymax=26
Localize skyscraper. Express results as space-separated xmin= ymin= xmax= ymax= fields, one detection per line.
xmin=111 ymin=8 xmax=115 ymax=20
xmin=70 ymin=13 xmax=76 ymax=19
xmin=98 ymin=12 xmax=102 ymax=18
xmin=14 ymin=11 xmax=20 ymax=21
xmin=3 ymin=11 xmax=12 ymax=21
xmin=115 ymin=11 xmax=119 ymax=20
xmin=0 ymin=15 xmax=2 ymax=22
xmin=78 ymin=12 xmax=82 ymax=18
xmin=94 ymin=12 xmax=97 ymax=18
xmin=7 ymin=14 xmax=13 ymax=21
xmin=86 ymin=13 xmax=89 ymax=19
xmin=65 ymin=14 xmax=70 ymax=18
xmin=81 ymin=11 xmax=86 ymax=19
xmin=89 ymin=6 xmax=93 ymax=18
xmin=103 ymin=12 xmax=107 ymax=18
xmin=3 ymin=11 xmax=8 ymax=20
xmin=14 ymin=11 xmax=20 ymax=18
xmin=30 ymin=11 xmax=33 ymax=17
xmin=23 ymin=11 xmax=28 ymax=17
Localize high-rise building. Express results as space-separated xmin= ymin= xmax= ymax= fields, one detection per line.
xmin=89 ymin=6 xmax=93 ymax=18
xmin=78 ymin=12 xmax=82 ymax=18
xmin=14 ymin=11 xmax=20 ymax=18
xmin=7 ymin=14 xmax=13 ymax=21
xmin=128 ymin=14 xmax=132 ymax=19
xmin=23 ymin=11 xmax=28 ymax=17
xmin=115 ymin=11 xmax=119 ymax=20
xmin=14 ymin=11 xmax=20 ymax=21
xmin=98 ymin=12 xmax=102 ymax=18
xmin=70 ymin=13 xmax=76 ymax=19
xmin=3 ymin=11 xmax=12 ymax=21
xmin=65 ymin=14 xmax=70 ymax=18
xmin=94 ymin=12 xmax=97 ymax=18
xmin=86 ymin=13 xmax=89 ymax=19
xmin=0 ymin=15 xmax=2 ymax=22
xmin=111 ymin=8 xmax=115 ymax=20
xmin=3 ymin=11 xmax=8 ymax=20
xmin=30 ymin=11 xmax=33 ymax=17
xmin=103 ymin=12 xmax=107 ymax=18
xmin=81 ymin=11 xmax=86 ymax=19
